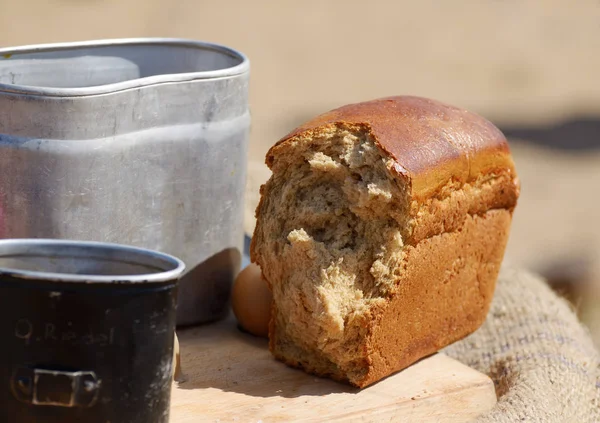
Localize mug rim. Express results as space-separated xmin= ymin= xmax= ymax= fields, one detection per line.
xmin=0 ymin=238 xmax=186 ymax=284
xmin=0 ymin=37 xmax=250 ymax=98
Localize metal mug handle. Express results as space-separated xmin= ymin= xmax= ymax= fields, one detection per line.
xmin=11 ymin=367 xmax=101 ymax=408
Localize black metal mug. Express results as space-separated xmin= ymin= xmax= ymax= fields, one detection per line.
xmin=0 ymin=239 xmax=185 ymax=422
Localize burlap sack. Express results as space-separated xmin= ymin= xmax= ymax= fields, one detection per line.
xmin=444 ymin=266 xmax=600 ymax=422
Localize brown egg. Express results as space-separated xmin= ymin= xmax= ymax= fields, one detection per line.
xmin=231 ymin=263 xmax=272 ymax=338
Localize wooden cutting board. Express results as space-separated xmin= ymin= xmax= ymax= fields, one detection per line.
xmin=171 ymin=317 xmax=497 ymax=422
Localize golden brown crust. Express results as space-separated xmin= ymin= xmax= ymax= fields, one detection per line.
xmin=266 ymin=96 xmax=519 ymax=204
xmin=409 ymin=172 xmax=517 ymax=244
xmin=360 ymin=209 xmax=510 ymax=387
xmin=253 ymin=96 xmax=520 ymax=388
xmin=269 ymin=209 xmax=511 ymax=388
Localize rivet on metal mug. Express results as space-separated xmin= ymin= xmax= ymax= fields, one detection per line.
xmin=0 ymin=38 xmax=250 ymax=327
xmin=0 ymin=239 xmax=185 ymax=423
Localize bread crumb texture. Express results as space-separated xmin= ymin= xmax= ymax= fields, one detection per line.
xmin=252 ymin=120 xmax=517 ymax=387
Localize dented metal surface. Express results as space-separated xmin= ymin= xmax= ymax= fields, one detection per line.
xmin=0 ymin=38 xmax=250 ymax=326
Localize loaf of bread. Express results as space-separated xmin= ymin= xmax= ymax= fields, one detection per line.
xmin=250 ymin=96 xmax=520 ymax=388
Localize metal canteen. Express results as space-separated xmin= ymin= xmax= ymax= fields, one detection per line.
xmin=0 ymin=38 xmax=250 ymax=326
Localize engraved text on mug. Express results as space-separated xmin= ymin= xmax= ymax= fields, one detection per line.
xmin=14 ymin=318 xmax=115 ymax=347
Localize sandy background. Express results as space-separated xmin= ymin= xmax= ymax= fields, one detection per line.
xmin=2 ymin=0 xmax=600 ymax=342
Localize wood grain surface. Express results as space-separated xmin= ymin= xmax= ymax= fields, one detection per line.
xmin=171 ymin=317 xmax=497 ymax=423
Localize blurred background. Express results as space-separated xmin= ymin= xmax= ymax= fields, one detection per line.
xmin=2 ymin=0 xmax=599 ymax=344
